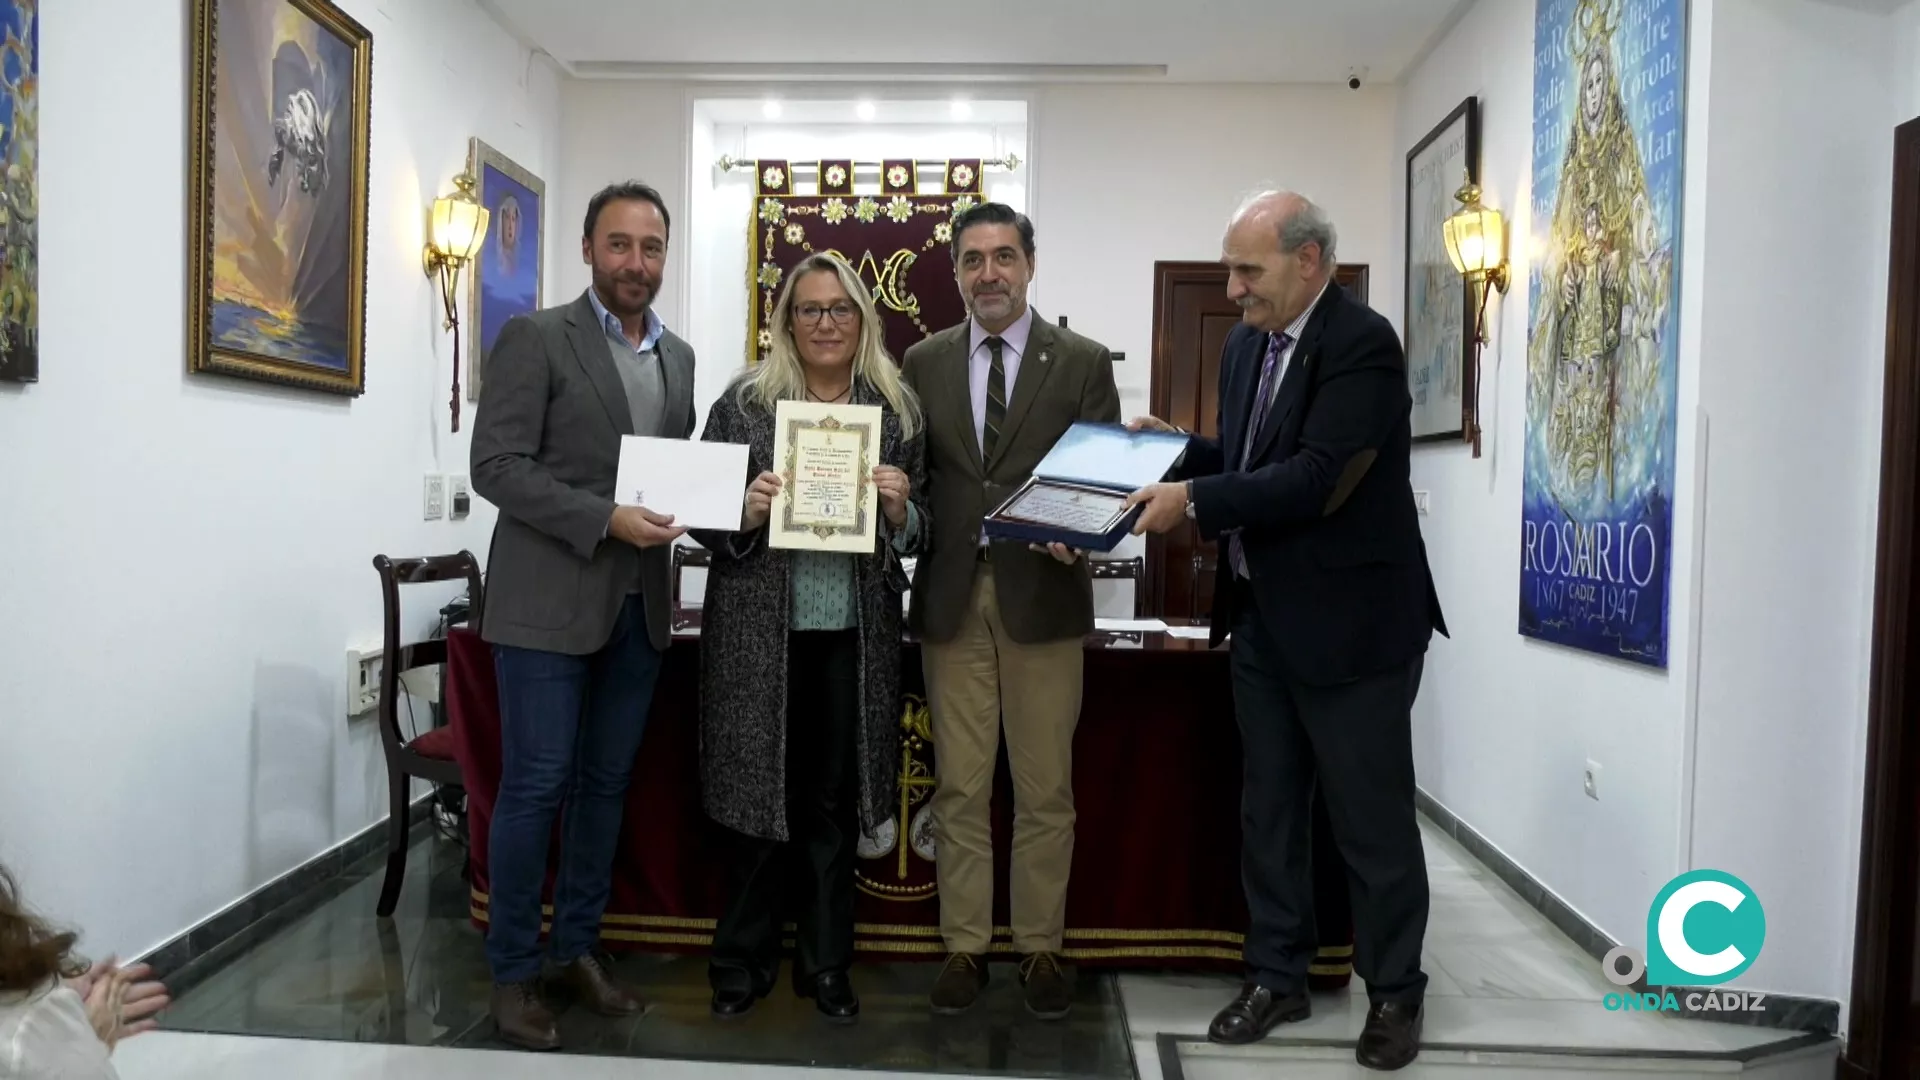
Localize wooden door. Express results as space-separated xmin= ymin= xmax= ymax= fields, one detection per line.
xmin=1840 ymin=115 xmax=1920 ymax=1080
xmin=1143 ymin=262 xmax=1369 ymax=620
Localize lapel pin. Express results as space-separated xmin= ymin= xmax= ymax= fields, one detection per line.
xmin=1040 ymin=350 xmax=1050 ymax=364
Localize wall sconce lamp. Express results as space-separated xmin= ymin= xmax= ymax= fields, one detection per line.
xmin=424 ymin=169 xmax=490 ymax=432
xmin=1442 ymin=176 xmax=1509 ymax=459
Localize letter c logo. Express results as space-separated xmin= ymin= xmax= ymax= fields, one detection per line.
xmin=1645 ymin=871 xmax=1765 ymax=987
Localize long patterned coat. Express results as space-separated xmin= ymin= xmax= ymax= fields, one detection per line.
xmin=688 ymin=377 xmax=931 ymax=842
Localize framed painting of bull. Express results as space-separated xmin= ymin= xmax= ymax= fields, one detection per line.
xmin=187 ymin=0 xmax=371 ymax=395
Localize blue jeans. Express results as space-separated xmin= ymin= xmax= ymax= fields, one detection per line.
xmin=486 ymin=594 xmax=663 ymax=984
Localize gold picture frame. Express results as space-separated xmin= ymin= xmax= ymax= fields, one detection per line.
xmin=466 ymin=138 xmax=545 ymax=402
xmin=187 ymin=0 xmax=373 ymax=396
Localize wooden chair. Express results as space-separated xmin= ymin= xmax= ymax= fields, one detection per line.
xmin=1090 ymin=554 xmax=1146 ymax=616
xmin=370 ymin=551 xmax=482 ymax=918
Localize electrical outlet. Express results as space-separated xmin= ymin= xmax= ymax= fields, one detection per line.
xmin=448 ymin=474 xmax=471 ymax=520
xmin=1414 ymin=490 xmax=1431 ymax=515
xmin=423 ymin=474 xmax=446 ymax=520
xmin=347 ymin=647 xmax=382 ymax=716
xmin=1584 ymin=759 xmax=1601 ymax=801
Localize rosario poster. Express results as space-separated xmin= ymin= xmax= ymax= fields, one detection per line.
xmin=1520 ymin=0 xmax=1686 ymax=667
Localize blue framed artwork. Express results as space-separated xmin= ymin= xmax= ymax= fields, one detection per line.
xmin=467 ymin=138 xmax=543 ymax=402
xmin=1520 ymin=0 xmax=1687 ymax=666
xmin=0 ymin=0 xmax=36 ymax=383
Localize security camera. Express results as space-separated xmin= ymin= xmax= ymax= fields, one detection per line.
xmin=1347 ymin=67 xmax=1366 ymax=90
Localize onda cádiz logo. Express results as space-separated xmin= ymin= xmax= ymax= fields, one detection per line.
xmin=1599 ymin=870 xmax=1768 ymax=1015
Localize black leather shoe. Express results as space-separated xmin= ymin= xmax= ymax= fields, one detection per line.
xmin=798 ymin=970 xmax=859 ymax=1024
xmin=709 ymin=966 xmax=772 ymax=1019
xmin=1356 ymin=999 xmax=1423 ymax=1070
xmin=1207 ymin=982 xmax=1311 ymax=1044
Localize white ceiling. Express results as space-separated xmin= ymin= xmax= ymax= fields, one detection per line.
xmin=478 ymin=0 xmax=1475 ymax=85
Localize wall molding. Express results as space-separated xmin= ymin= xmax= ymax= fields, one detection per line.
xmin=1416 ymin=789 xmax=1840 ymax=1036
xmin=137 ymin=797 xmax=438 ymax=995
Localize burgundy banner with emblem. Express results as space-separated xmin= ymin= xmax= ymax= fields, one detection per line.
xmin=747 ymin=159 xmax=988 ymax=366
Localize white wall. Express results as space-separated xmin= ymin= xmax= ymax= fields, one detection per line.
xmin=1397 ymin=0 xmax=1711 ymax=958
xmin=0 ymin=0 xmax=560 ymax=960
xmin=1686 ymin=0 xmax=1893 ymax=1018
xmin=1401 ymin=0 xmax=1899 ymax=1016
xmin=1030 ymin=84 xmax=1402 ymax=422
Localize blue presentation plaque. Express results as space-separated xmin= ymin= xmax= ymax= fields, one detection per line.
xmin=982 ymin=422 xmax=1189 ymax=552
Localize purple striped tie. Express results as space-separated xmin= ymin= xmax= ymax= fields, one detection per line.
xmin=1230 ymin=332 xmax=1291 ymax=579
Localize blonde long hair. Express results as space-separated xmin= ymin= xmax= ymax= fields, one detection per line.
xmin=735 ymin=252 xmax=922 ymax=438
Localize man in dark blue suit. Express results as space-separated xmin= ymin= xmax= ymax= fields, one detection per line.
xmin=1127 ymin=190 xmax=1446 ymax=1072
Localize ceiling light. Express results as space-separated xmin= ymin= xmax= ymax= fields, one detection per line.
xmin=951 ymin=99 xmax=972 ymax=120
xmin=762 ymin=99 xmax=781 ymax=119
xmin=856 ymin=100 xmax=876 ymax=121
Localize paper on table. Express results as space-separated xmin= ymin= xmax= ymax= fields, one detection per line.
xmin=1094 ymin=618 xmax=1169 ymax=632
xmin=615 ymin=436 xmax=751 ymax=532
xmin=1164 ymin=626 xmax=1214 ymax=640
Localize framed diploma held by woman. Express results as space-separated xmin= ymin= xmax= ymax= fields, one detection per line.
xmin=769 ymin=399 xmax=882 ymax=552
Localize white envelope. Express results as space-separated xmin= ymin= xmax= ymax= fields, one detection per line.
xmin=614 ymin=436 xmax=751 ymax=532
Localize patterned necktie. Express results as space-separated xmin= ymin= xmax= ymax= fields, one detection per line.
xmin=981 ymin=336 xmax=1007 ymax=461
xmin=1230 ymin=331 xmax=1293 ymax=579
xmin=1241 ymin=331 xmax=1292 ymax=465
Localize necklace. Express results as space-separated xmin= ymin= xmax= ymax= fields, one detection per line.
xmin=806 ymin=382 xmax=852 ymax=403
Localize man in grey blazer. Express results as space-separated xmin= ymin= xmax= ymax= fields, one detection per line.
xmin=470 ymin=181 xmax=697 ymax=1051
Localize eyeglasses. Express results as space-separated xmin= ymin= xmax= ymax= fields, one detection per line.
xmin=794 ymin=302 xmax=860 ymax=326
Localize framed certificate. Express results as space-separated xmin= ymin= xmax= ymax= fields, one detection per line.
xmin=769 ymin=399 xmax=883 ymax=552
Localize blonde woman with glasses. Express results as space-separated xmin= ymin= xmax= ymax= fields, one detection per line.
xmin=687 ymin=252 xmax=929 ymax=1024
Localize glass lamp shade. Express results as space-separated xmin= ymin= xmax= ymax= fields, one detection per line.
xmin=429 ymin=172 xmax=490 ymax=265
xmin=1442 ymin=180 xmax=1504 ymax=280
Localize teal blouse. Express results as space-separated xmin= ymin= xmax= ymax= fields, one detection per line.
xmin=791 ymin=502 xmax=923 ymax=629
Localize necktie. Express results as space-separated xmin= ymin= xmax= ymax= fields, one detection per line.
xmin=982 ymin=336 xmax=1007 ymax=462
xmin=1230 ymin=331 xmax=1292 ymax=579
xmin=1241 ymin=331 xmax=1291 ymax=464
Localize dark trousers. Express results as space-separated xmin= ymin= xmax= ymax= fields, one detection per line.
xmin=711 ymin=628 xmax=861 ymax=989
xmin=1230 ymin=591 xmax=1430 ymax=1003
xmin=486 ymin=594 xmax=664 ymax=985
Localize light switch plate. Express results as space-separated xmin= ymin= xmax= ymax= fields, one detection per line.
xmin=424 ymin=474 xmax=446 ymax=520
xmin=1414 ymin=490 xmax=1431 ymax=515
xmin=448 ymin=474 xmax=471 ymax=520
xmin=347 ymin=647 xmax=382 ymax=716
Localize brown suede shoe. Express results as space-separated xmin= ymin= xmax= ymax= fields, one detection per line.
xmin=490 ymin=980 xmax=559 ymax=1051
xmin=1019 ymin=952 xmax=1072 ymax=1020
xmin=550 ymin=953 xmax=642 ymax=1017
xmin=929 ymin=953 xmax=988 ymax=1014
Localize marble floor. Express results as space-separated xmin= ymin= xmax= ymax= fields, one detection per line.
xmin=111 ymin=815 xmax=1836 ymax=1079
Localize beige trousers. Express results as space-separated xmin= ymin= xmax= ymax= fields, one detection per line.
xmin=922 ymin=564 xmax=1084 ymax=955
